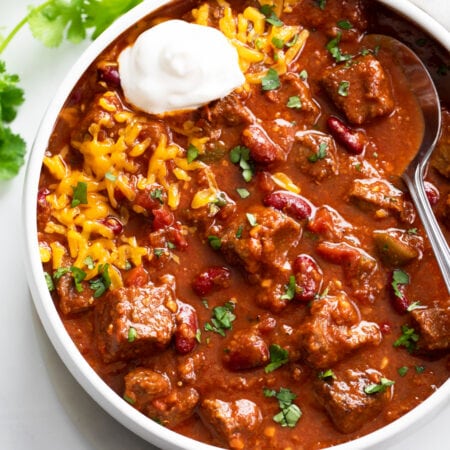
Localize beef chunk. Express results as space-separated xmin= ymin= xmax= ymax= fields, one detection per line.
xmin=431 ymin=108 xmax=450 ymax=178
xmin=314 ymin=368 xmax=391 ymax=433
xmin=308 ymin=205 xmax=359 ymax=245
xmin=124 ymin=368 xmax=199 ymax=427
xmin=316 ymin=241 xmax=382 ymax=302
xmin=294 ymin=131 xmax=339 ymax=180
xmin=264 ymin=72 xmax=321 ymax=128
xmin=214 ymin=205 xmax=301 ymax=278
xmin=321 ymin=55 xmax=394 ymax=125
xmin=411 ymin=307 xmax=450 ymax=352
xmin=297 ymin=292 xmax=382 ymax=368
xmin=95 ymin=283 xmax=176 ymax=362
xmin=349 ymin=178 xmax=415 ymax=223
xmin=200 ymin=399 xmax=262 ymax=449
xmin=223 ymin=328 xmax=270 ymax=371
xmin=56 ymin=273 xmax=95 ymax=315
xmin=202 ymin=91 xmax=253 ymax=127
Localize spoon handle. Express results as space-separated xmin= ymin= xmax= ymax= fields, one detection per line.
xmin=403 ymin=167 xmax=450 ymax=294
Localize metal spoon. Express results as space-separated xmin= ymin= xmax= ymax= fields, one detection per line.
xmin=364 ymin=34 xmax=450 ymax=293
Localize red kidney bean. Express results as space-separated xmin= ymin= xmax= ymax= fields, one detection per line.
xmin=389 ymin=270 xmax=410 ymax=314
xmin=152 ymin=208 xmax=175 ymax=231
xmin=101 ymin=215 xmax=123 ymax=235
xmin=124 ymin=266 xmax=149 ymax=287
xmin=263 ymin=190 xmax=313 ymax=220
xmin=192 ymin=266 xmax=231 ymax=296
xmin=175 ymin=302 xmax=199 ymax=355
xmin=292 ymin=254 xmax=323 ymax=301
xmin=424 ymin=181 xmax=440 ymax=206
xmin=327 ymin=116 xmax=366 ymax=155
xmin=97 ymin=64 xmax=121 ymax=87
xmin=241 ymin=124 xmax=284 ymax=163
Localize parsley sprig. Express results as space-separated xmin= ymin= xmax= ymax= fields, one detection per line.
xmin=0 ymin=0 xmax=143 ymax=180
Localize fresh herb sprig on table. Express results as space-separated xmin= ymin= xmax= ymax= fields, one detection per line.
xmin=0 ymin=0 xmax=143 ymax=180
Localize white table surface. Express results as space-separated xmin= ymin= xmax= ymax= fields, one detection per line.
xmin=0 ymin=1 xmax=448 ymax=449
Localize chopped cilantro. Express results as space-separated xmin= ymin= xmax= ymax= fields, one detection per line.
xmin=71 ymin=181 xmax=88 ymax=207
xmin=264 ymin=387 xmax=302 ymax=428
xmin=326 ymin=32 xmax=352 ymax=62
xmin=89 ymin=263 xmax=111 ymax=297
xmin=128 ymin=326 xmax=137 ymax=343
xmin=150 ymin=188 xmax=164 ymax=204
xmin=394 ymin=324 xmax=419 ymax=353
xmin=407 ymin=228 xmax=418 ymax=235
xmin=308 ymin=142 xmax=328 ymax=162
xmin=271 ymin=37 xmax=284 ymax=49
xmin=287 ymin=96 xmax=302 ymax=109
xmin=166 ymin=241 xmax=176 ymax=250
xmin=195 ymin=329 xmax=202 ymax=343
xmin=262 ymin=68 xmax=281 ymax=91
xmin=337 ymin=19 xmax=353 ymax=30
xmin=398 ymin=366 xmax=409 ymax=377
xmin=318 ymin=369 xmax=336 ymax=380
xmin=208 ymin=235 xmax=222 ymax=250
xmin=364 ymin=377 xmax=395 ymax=395
xmin=236 ymin=225 xmax=244 ymax=239
xmin=415 ymin=365 xmax=425 ymax=374
xmin=265 ymin=344 xmax=289 ymax=373
xmin=153 ymin=248 xmax=165 ymax=258
xmin=299 ymin=70 xmax=308 ymax=81
xmin=44 ymin=272 xmax=55 ymax=292
xmin=187 ymin=144 xmax=199 ymax=163
xmin=281 ymin=275 xmax=297 ymax=301
xmin=70 ymin=266 xmax=87 ymax=293
xmin=316 ymin=0 xmax=327 ymax=10
xmin=392 ymin=269 xmax=410 ymax=298
xmin=204 ymin=301 xmax=236 ymax=337
xmin=338 ymin=81 xmax=350 ymax=96
xmin=260 ymin=5 xmax=283 ymax=27
xmin=53 ymin=267 xmax=70 ymax=280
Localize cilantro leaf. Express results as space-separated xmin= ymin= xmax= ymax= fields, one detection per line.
xmin=71 ymin=181 xmax=88 ymax=207
xmin=0 ymin=126 xmax=26 ymax=180
xmin=265 ymin=344 xmax=289 ymax=373
xmin=264 ymin=387 xmax=301 ymax=428
xmin=393 ymin=324 xmax=419 ymax=353
xmin=262 ymin=68 xmax=281 ymax=91
xmin=308 ymin=142 xmax=328 ymax=163
xmin=392 ymin=269 xmax=409 ymax=298
xmin=204 ymin=301 xmax=236 ymax=336
xmin=281 ymin=275 xmax=297 ymax=301
xmin=260 ymin=5 xmax=283 ymax=27
xmin=89 ymin=263 xmax=111 ymax=297
xmin=187 ymin=143 xmax=199 ymax=163
xmin=0 ymin=61 xmax=25 ymax=123
xmin=364 ymin=377 xmax=395 ymax=395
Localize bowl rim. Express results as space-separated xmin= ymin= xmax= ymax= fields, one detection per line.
xmin=22 ymin=1 xmax=450 ymax=450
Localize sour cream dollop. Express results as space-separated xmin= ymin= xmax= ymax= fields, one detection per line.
xmin=118 ymin=19 xmax=245 ymax=115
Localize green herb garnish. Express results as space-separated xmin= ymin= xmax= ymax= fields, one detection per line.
xmin=187 ymin=144 xmax=199 ymax=163
xmin=308 ymin=142 xmax=328 ymax=162
xmin=264 ymin=387 xmax=302 ymax=428
xmin=338 ymin=81 xmax=350 ymax=96
xmin=230 ymin=145 xmax=254 ymax=182
xmin=281 ymin=275 xmax=297 ymax=301
xmin=318 ymin=369 xmax=336 ymax=380
xmin=262 ymin=68 xmax=281 ymax=91
xmin=337 ymin=19 xmax=353 ymax=30
xmin=236 ymin=188 xmax=250 ymax=199
xmin=326 ymin=31 xmax=352 ymax=62
xmin=265 ymin=344 xmax=289 ymax=373
xmin=260 ymin=5 xmax=283 ymax=27
xmin=398 ymin=366 xmax=409 ymax=377
xmin=394 ymin=324 xmax=419 ymax=353
xmin=204 ymin=301 xmax=236 ymax=337
xmin=364 ymin=377 xmax=395 ymax=395
xmin=392 ymin=269 xmax=410 ymax=298
xmin=89 ymin=263 xmax=111 ymax=297
xmin=128 ymin=326 xmax=137 ymax=342
xmin=287 ymin=96 xmax=302 ymax=109
xmin=208 ymin=235 xmax=222 ymax=250
xmin=44 ymin=272 xmax=55 ymax=291
xmin=71 ymin=181 xmax=88 ymax=207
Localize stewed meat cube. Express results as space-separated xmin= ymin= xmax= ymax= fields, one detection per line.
xmin=314 ymin=368 xmax=392 ymax=433
xmin=297 ymin=291 xmax=382 ymax=368
xmin=411 ymin=307 xmax=450 ymax=352
xmin=321 ymin=54 xmax=394 ymax=124
xmin=200 ymin=398 xmax=262 ymax=449
xmin=124 ymin=367 xmax=199 ymax=427
xmin=95 ymin=283 xmax=177 ymax=362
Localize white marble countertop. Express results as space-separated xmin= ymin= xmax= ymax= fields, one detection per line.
xmin=0 ymin=1 xmax=448 ymax=449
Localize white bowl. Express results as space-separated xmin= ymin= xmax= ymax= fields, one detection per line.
xmin=23 ymin=1 xmax=450 ymax=449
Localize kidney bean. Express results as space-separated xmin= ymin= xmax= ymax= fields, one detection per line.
xmin=192 ymin=266 xmax=231 ymax=296
xmin=424 ymin=181 xmax=440 ymax=206
xmin=101 ymin=215 xmax=123 ymax=235
xmin=327 ymin=116 xmax=366 ymax=155
xmin=97 ymin=64 xmax=121 ymax=87
xmin=292 ymin=254 xmax=323 ymax=301
xmin=263 ymin=190 xmax=313 ymax=221
xmin=241 ymin=124 xmax=284 ymax=163
xmin=175 ymin=302 xmax=199 ymax=355
xmin=389 ymin=270 xmax=410 ymax=314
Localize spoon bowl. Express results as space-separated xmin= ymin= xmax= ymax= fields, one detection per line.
xmin=365 ymin=34 xmax=450 ymax=293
